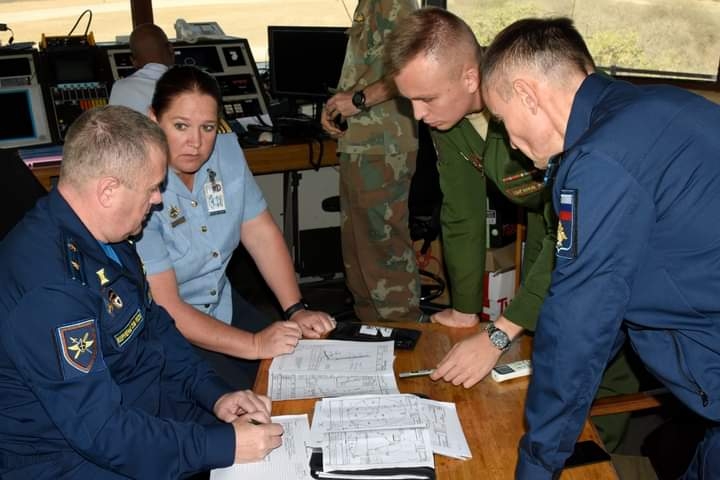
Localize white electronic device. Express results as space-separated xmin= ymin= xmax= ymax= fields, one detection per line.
xmin=174 ymin=19 xmax=227 ymax=43
xmin=491 ymin=359 xmax=532 ymax=383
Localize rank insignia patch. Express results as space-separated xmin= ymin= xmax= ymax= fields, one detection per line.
xmin=55 ymin=319 xmax=106 ymax=378
xmin=556 ymin=189 xmax=578 ymax=259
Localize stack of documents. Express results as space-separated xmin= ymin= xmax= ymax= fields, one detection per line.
xmin=308 ymin=394 xmax=471 ymax=479
xmin=268 ymin=340 xmax=399 ymax=400
xmin=209 ymin=395 xmax=471 ymax=480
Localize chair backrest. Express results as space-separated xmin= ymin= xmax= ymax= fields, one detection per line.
xmin=1 ymin=148 xmax=48 ymax=241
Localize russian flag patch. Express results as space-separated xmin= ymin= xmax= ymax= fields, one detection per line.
xmin=556 ymin=189 xmax=578 ymax=259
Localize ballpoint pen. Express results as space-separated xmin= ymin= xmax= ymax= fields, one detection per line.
xmin=398 ymin=369 xmax=435 ymax=378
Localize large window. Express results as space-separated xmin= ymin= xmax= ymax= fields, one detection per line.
xmin=3 ymin=1 xmax=352 ymax=64
xmin=3 ymin=0 xmax=133 ymax=46
xmin=448 ymin=0 xmax=719 ymax=82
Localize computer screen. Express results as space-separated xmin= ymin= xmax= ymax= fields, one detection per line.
xmin=268 ymin=26 xmax=348 ymax=101
xmin=0 ymin=54 xmax=53 ymax=149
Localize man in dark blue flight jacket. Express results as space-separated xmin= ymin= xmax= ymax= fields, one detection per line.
xmin=481 ymin=17 xmax=720 ymax=480
xmin=0 ymin=106 xmax=283 ymax=479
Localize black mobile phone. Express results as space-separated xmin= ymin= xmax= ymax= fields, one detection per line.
xmin=564 ymin=440 xmax=611 ymax=468
xmin=328 ymin=322 xmax=421 ymax=350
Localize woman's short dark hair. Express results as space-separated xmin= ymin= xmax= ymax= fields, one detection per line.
xmin=151 ymin=65 xmax=223 ymax=118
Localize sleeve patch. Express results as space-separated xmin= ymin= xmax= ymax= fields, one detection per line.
xmin=556 ymin=189 xmax=578 ymax=259
xmin=55 ymin=319 xmax=106 ymax=378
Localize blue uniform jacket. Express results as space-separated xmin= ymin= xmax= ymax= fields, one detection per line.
xmin=518 ymin=74 xmax=720 ymax=478
xmin=0 ymin=189 xmax=235 ymax=479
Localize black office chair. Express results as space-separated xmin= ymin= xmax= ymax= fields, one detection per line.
xmin=1 ymin=148 xmax=48 ymax=241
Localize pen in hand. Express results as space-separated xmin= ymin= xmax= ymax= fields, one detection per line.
xmin=398 ymin=368 xmax=435 ymax=378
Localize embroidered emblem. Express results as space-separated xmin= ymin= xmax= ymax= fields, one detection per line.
xmin=169 ymin=205 xmax=180 ymax=219
xmin=114 ymin=309 xmax=144 ymax=347
xmin=96 ymin=268 xmax=109 ymax=286
xmin=556 ymin=189 xmax=578 ymax=259
xmin=55 ymin=319 xmax=104 ymax=377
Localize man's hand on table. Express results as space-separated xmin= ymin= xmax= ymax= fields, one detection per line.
xmin=430 ymin=308 xmax=479 ymax=328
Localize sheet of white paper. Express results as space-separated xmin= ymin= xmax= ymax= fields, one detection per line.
xmin=210 ymin=414 xmax=311 ymax=480
xmin=268 ymin=340 xmax=398 ymax=400
xmin=419 ymin=399 xmax=472 ymax=459
xmin=307 ymin=394 xmax=434 ymax=473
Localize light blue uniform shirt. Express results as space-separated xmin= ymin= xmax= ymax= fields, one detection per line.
xmin=136 ymin=134 xmax=267 ymax=324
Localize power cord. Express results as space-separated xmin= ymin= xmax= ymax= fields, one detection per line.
xmin=0 ymin=23 xmax=14 ymax=46
xmin=66 ymin=9 xmax=92 ymax=39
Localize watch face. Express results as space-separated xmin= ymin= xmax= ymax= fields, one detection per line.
xmin=490 ymin=329 xmax=510 ymax=349
xmin=352 ymin=90 xmax=366 ymax=109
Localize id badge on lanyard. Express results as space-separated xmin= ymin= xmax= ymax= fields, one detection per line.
xmin=204 ymin=168 xmax=226 ymax=215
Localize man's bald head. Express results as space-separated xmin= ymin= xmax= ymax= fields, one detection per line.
xmin=129 ymin=24 xmax=174 ymax=68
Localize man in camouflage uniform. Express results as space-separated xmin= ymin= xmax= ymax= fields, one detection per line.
xmin=386 ymin=7 xmax=639 ymax=451
xmin=321 ymin=0 xmax=421 ymax=322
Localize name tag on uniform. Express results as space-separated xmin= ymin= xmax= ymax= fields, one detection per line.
xmin=204 ymin=169 xmax=226 ymax=215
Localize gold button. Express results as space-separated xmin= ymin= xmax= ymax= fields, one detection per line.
xmin=191 ymin=200 xmax=198 ymax=207
xmin=201 ymin=226 xmax=208 ymax=233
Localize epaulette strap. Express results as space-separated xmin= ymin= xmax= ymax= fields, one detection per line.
xmin=63 ymin=233 xmax=87 ymax=285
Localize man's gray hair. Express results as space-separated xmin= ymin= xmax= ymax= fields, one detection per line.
xmin=481 ymin=17 xmax=595 ymax=99
xmin=60 ymin=105 xmax=168 ymax=190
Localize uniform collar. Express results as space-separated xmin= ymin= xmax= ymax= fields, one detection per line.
xmin=47 ymin=189 xmax=140 ymax=281
xmin=565 ymin=73 xmax=613 ymax=152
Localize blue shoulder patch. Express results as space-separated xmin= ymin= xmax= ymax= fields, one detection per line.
xmin=55 ymin=319 xmax=106 ymax=378
xmin=556 ymin=189 xmax=578 ymax=259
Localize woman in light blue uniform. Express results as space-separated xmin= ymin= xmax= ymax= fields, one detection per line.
xmin=136 ymin=66 xmax=336 ymax=389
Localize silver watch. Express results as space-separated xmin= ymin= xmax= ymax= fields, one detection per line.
xmin=485 ymin=323 xmax=511 ymax=352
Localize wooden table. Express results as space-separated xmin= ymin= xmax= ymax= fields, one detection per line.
xmin=255 ymin=322 xmax=618 ymax=480
xmin=29 ymin=139 xmax=339 ymax=190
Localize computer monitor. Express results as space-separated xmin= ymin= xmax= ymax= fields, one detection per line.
xmin=268 ymin=26 xmax=348 ymax=102
xmin=0 ymin=53 xmax=53 ymax=149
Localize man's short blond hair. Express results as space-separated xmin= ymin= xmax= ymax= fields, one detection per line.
xmin=385 ymin=7 xmax=483 ymax=80
xmin=59 ymin=105 xmax=168 ymax=190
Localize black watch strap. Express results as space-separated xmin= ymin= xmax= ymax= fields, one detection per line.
xmin=283 ymin=300 xmax=309 ymax=320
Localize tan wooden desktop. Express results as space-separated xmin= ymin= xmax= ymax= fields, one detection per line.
xmin=29 ymin=139 xmax=339 ymax=190
xmin=255 ymin=322 xmax=618 ymax=480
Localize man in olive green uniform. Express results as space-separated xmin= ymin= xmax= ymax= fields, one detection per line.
xmin=386 ymin=7 xmax=638 ymax=451
xmin=321 ymin=0 xmax=421 ymax=323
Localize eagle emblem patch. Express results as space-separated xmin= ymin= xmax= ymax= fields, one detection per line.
xmin=556 ymin=189 xmax=578 ymax=259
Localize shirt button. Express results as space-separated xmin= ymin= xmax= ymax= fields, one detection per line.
xmin=210 ymin=289 xmax=217 ymax=296
xmin=212 ymin=251 xmax=219 ymax=258
xmin=201 ymin=226 xmax=208 ymax=233
xmin=191 ymin=200 xmax=198 ymax=207
xmin=204 ymin=304 xmax=210 ymax=309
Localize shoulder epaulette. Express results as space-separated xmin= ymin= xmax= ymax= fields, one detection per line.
xmin=62 ymin=233 xmax=87 ymax=285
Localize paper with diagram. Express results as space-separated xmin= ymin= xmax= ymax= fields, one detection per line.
xmin=210 ymin=414 xmax=311 ymax=480
xmin=268 ymin=340 xmax=398 ymax=400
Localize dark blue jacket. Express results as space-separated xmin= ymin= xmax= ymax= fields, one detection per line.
xmin=518 ymin=74 xmax=720 ymax=478
xmin=0 ymin=189 xmax=235 ymax=479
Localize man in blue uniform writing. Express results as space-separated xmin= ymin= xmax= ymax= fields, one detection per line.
xmin=480 ymin=17 xmax=720 ymax=479
xmin=0 ymin=106 xmax=283 ymax=479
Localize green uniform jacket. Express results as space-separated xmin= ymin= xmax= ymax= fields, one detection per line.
xmin=431 ymin=117 xmax=557 ymax=330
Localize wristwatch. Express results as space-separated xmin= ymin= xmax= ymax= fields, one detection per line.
xmin=283 ymin=300 xmax=309 ymax=320
xmin=485 ymin=323 xmax=511 ymax=352
xmin=351 ymin=89 xmax=367 ymax=110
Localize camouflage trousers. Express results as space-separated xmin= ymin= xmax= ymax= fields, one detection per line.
xmin=339 ymin=151 xmax=421 ymax=322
